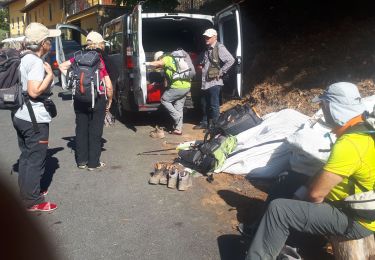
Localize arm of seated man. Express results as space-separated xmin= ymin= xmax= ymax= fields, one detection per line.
xmin=307 ymin=170 xmax=343 ymax=203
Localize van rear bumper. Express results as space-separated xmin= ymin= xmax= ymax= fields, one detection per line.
xmin=138 ymin=103 xmax=160 ymax=112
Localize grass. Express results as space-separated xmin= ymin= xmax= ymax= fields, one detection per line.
xmin=0 ymin=28 xmax=9 ymax=42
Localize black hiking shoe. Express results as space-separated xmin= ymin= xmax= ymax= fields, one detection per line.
xmin=193 ymin=123 xmax=208 ymax=130
xmin=237 ymin=223 xmax=257 ymax=238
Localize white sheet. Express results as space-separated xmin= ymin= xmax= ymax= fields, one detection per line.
xmin=216 ymin=109 xmax=309 ymax=178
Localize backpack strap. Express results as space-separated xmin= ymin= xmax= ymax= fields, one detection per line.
xmin=23 ymin=95 xmax=40 ymax=133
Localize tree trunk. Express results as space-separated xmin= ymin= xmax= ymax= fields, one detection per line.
xmin=330 ymin=235 xmax=375 ymax=260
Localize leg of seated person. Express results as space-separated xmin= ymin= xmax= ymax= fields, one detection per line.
xmin=246 ymin=198 xmax=372 ymax=260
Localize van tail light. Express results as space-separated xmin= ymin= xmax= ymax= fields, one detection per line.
xmin=52 ymin=60 xmax=59 ymax=70
xmin=126 ymin=56 xmax=134 ymax=69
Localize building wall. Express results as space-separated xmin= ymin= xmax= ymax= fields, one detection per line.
xmin=8 ymin=0 xmax=26 ymax=36
xmin=80 ymin=14 xmax=98 ymax=32
xmin=25 ymin=0 xmax=65 ymax=28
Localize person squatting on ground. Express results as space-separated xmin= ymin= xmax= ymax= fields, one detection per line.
xmin=193 ymin=28 xmax=235 ymax=130
xmin=12 ymin=23 xmax=61 ymax=212
xmin=59 ymin=31 xmax=113 ymax=171
xmin=146 ymin=51 xmax=191 ymax=135
xmin=246 ymin=82 xmax=375 ymax=259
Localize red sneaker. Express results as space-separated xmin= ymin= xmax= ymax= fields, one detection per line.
xmin=27 ymin=202 xmax=57 ymax=212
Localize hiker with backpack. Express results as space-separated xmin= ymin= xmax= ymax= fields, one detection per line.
xmin=245 ymin=82 xmax=375 ymax=260
xmin=59 ymin=31 xmax=113 ymax=171
xmin=12 ymin=23 xmax=61 ymax=212
xmin=146 ymin=49 xmax=194 ymax=135
xmin=193 ymin=28 xmax=235 ymax=130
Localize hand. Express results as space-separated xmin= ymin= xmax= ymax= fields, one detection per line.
xmin=145 ymin=62 xmax=151 ymax=66
xmin=106 ymin=100 xmax=112 ymax=112
xmin=43 ymin=62 xmax=53 ymax=76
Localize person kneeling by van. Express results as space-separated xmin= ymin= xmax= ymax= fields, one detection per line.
xmin=146 ymin=51 xmax=191 ymax=135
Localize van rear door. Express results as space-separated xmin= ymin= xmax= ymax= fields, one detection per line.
xmin=55 ymin=24 xmax=87 ymax=89
xmin=215 ymin=4 xmax=243 ymax=98
xmin=131 ymin=4 xmax=148 ymax=109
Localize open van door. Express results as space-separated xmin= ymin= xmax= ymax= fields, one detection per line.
xmin=130 ymin=4 xmax=147 ymax=108
xmin=55 ymin=24 xmax=87 ymax=89
xmin=215 ymin=4 xmax=243 ymax=98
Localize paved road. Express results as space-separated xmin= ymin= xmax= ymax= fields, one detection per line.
xmin=0 ymin=88 xmax=240 ymax=260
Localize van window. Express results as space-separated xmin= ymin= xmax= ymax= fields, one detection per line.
xmin=220 ymin=18 xmax=238 ymax=55
xmin=105 ymin=22 xmax=123 ymax=54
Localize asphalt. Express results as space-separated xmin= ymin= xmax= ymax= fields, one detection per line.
xmin=0 ymin=88 xmax=240 ymax=260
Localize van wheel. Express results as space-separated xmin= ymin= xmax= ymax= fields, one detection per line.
xmin=113 ymin=87 xmax=123 ymax=119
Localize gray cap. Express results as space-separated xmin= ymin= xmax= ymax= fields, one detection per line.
xmin=312 ymin=82 xmax=366 ymax=126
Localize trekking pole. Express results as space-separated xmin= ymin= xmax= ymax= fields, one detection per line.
xmin=137 ymin=147 xmax=176 ymax=155
xmin=137 ymin=152 xmax=178 ymax=156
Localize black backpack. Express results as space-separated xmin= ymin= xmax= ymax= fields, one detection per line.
xmin=69 ymin=50 xmax=103 ymax=108
xmin=210 ymin=103 xmax=262 ymax=136
xmin=0 ymin=48 xmax=23 ymax=110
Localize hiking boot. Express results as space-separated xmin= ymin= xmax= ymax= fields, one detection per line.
xmin=237 ymin=222 xmax=257 ymax=238
xmin=87 ymin=162 xmax=106 ymax=171
xmin=193 ymin=123 xmax=208 ymax=130
xmin=177 ymin=170 xmax=192 ymax=191
xmin=167 ymin=165 xmax=180 ymax=189
xmin=159 ymin=164 xmax=172 ymax=185
xmin=149 ymin=162 xmax=166 ymax=184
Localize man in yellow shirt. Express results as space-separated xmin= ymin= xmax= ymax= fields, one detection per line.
xmin=147 ymin=51 xmax=191 ymax=135
xmin=246 ymin=82 xmax=374 ymax=260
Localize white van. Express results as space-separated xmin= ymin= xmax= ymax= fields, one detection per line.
xmin=56 ymin=4 xmax=243 ymax=114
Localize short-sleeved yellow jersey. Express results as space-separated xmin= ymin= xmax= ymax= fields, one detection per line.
xmin=325 ymin=132 xmax=375 ymax=231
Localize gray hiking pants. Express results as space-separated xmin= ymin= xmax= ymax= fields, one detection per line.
xmin=161 ymin=87 xmax=190 ymax=131
xmin=246 ymin=198 xmax=373 ymax=260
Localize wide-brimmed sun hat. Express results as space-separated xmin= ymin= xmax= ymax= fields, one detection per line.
xmin=312 ymin=82 xmax=366 ymax=126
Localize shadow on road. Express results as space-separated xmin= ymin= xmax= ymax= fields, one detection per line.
xmin=12 ymin=147 xmax=64 ymax=193
xmin=41 ymin=147 xmax=64 ymax=192
xmin=61 ymin=136 xmax=107 ymax=153
xmin=217 ymin=190 xmax=266 ymax=224
xmin=217 ymin=234 xmax=250 ymax=260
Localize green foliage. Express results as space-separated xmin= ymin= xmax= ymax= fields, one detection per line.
xmin=0 ymin=8 xmax=9 ymax=31
xmin=113 ymin=0 xmax=179 ymax=12
xmin=0 ymin=29 xmax=8 ymax=42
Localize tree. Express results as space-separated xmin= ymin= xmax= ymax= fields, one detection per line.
xmin=0 ymin=8 xmax=9 ymax=31
xmin=113 ymin=0 xmax=179 ymax=13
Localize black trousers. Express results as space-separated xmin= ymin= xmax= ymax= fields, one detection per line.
xmin=74 ymin=96 xmax=106 ymax=168
xmin=13 ymin=117 xmax=49 ymax=208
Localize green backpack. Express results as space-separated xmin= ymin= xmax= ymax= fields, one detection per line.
xmin=178 ymin=134 xmax=238 ymax=174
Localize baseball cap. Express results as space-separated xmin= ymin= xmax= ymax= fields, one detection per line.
xmin=154 ymin=51 xmax=164 ymax=61
xmin=312 ymin=82 xmax=366 ymax=126
xmin=25 ymin=23 xmax=61 ymax=44
xmin=86 ymin=31 xmax=105 ymax=44
xmin=203 ymin=28 xmax=217 ymax=38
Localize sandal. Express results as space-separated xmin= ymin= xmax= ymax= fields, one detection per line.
xmin=169 ymin=130 xmax=182 ymax=135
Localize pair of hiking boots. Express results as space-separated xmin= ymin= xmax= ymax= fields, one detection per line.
xmin=149 ymin=162 xmax=192 ymax=191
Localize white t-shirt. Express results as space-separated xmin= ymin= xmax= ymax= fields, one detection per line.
xmin=15 ymin=53 xmax=52 ymax=123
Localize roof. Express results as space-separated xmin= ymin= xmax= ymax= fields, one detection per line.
xmin=0 ymin=0 xmax=16 ymax=7
xmin=20 ymin=0 xmax=45 ymax=12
